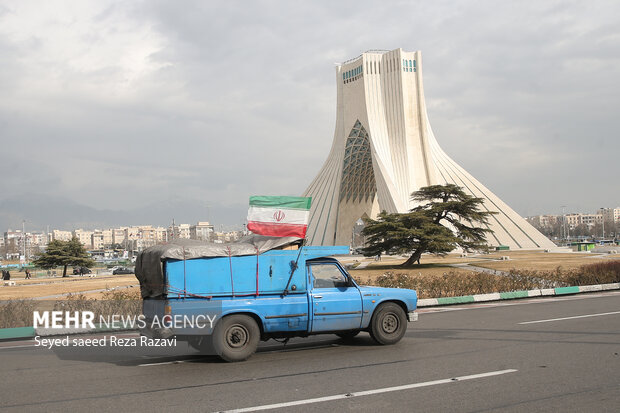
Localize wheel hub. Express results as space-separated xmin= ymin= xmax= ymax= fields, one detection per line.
xmin=382 ymin=313 xmax=399 ymax=334
xmin=226 ymin=325 xmax=249 ymax=348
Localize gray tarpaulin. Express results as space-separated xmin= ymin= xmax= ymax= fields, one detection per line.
xmin=134 ymin=235 xmax=302 ymax=298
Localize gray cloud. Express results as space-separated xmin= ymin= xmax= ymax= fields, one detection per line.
xmin=0 ymin=0 xmax=618 ymax=231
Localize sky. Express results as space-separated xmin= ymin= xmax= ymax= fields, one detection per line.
xmin=1 ymin=0 xmax=619 ymax=231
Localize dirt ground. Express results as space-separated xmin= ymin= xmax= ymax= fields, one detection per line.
xmin=467 ymin=251 xmax=620 ymax=272
xmin=0 ymin=274 xmax=138 ymax=300
xmin=348 ymin=250 xmax=620 ymax=284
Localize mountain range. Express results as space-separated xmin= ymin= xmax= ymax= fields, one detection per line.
xmin=0 ymin=194 xmax=247 ymax=233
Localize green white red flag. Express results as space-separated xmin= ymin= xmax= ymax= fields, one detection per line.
xmin=247 ymin=196 xmax=312 ymax=238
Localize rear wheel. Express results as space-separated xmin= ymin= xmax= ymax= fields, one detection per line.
xmin=369 ymin=302 xmax=407 ymax=345
xmin=212 ymin=314 xmax=260 ymax=362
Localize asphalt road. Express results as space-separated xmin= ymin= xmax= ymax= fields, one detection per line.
xmin=1 ymin=291 xmax=619 ymax=412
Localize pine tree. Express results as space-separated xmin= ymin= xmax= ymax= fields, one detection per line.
xmin=33 ymin=237 xmax=95 ymax=277
xmin=362 ymin=184 xmax=496 ymax=266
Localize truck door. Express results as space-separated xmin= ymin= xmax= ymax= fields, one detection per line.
xmin=308 ymin=262 xmax=362 ymax=332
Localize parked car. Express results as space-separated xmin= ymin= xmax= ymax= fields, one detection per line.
xmin=113 ymin=267 xmax=134 ymax=275
xmin=72 ymin=267 xmax=92 ymax=275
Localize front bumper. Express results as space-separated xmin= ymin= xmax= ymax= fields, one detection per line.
xmin=407 ymin=311 xmax=418 ymax=322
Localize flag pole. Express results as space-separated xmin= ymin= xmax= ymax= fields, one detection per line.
xmin=282 ymin=238 xmax=305 ymax=296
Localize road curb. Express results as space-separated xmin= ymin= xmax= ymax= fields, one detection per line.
xmin=417 ymin=282 xmax=620 ymax=307
xmin=0 ymin=327 xmax=36 ymax=341
xmin=0 ymin=324 xmax=133 ymax=342
xmin=1 ymin=282 xmax=619 ymax=340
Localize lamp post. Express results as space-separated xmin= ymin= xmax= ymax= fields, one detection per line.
xmin=22 ymin=220 xmax=26 ymax=261
xmin=601 ymin=208 xmax=605 ymax=241
xmin=561 ymin=206 xmax=567 ymax=244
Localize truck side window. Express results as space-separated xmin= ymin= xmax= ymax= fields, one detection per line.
xmin=311 ymin=264 xmax=348 ymax=288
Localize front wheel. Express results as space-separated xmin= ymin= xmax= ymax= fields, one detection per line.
xmin=369 ymin=302 xmax=407 ymax=345
xmin=212 ymin=314 xmax=260 ymax=362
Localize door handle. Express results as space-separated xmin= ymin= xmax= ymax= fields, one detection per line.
xmin=314 ymin=295 xmax=323 ymax=299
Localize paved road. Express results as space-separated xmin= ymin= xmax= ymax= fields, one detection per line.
xmin=1 ymin=292 xmax=619 ymax=412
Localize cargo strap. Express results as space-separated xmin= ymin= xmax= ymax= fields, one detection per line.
xmin=182 ymin=247 xmax=187 ymax=299
xmin=227 ymin=246 xmax=235 ymax=297
xmin=255 ymin=246 xmax=260 ymax=297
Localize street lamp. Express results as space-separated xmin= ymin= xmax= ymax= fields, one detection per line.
xmin=561 ymin=206 xmax=567 ymax=244
xmin=22 ymin=220 xmax=26 ymax=262
xmin=601 ymin=208 xmax=605 ymax=241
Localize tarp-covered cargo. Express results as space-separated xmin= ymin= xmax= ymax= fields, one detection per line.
xmin=135 ymin=235 xmax=348 ymax=299
xmin=135 ymin=235 xmax=302 ymax=298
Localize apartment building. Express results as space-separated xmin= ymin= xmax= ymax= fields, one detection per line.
xmin=168 ymin=223 xmax=191 ymax=240
xmin=52 ymin=230 xmax=72 ymax=242
xmin=598 ymin=208 xmax=620 ymax=223
xmin=190 ymin=221 xmax=214 ymax=241
xmin=155 ymin=227 xmax=168 ymax=243
xmin=92 ymin=231 xmax=104 ymax=249
xmin=73 ymin=229 xmax=94 ymax=248
xmin=526 ymin=215 xmax=559 ymax=227
xmin=112 ymin=228 xmax=127 ymax=246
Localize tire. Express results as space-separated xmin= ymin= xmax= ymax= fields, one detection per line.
xmin=369 ymin=302 xmax=407 ymax=345
xmin=336 ymin=330 xmax=360 ymax=340
xmin=212 ymin=314 xmax=260 ymax=362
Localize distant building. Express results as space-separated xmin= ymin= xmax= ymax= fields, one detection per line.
xmin=112 ymin=228 xmax=127 ymax=246
xmin=565 ymin=214 xmax=581 ymax=228
xmin=168 ymin=223 xmax=191 ymax=240
xmin=138 ymin=226 xmax=157 ymax=249
xmin=155 ymin=227 xmax=168 ymax=243
xmin=92 ymin=230 xmax=104 ymax=250
xmin=52 ymin=230 xmax=72 ymax=242
xmin=3 ymin=230 xmax=23 ymax=259
xmin=580 ymin=214 xmax=603 ymax=226
xmin=102 ymin=229 xmax=114 ymax=247
xmin=190 ymin=222 xmax=214 ymax=242
xmin=73 ymin=229 xmax=94 ymax=248
xmin=559 ymin=213 xmax=604 ymax=229
xmin=526 ymin=215 xmax=559 ymax=228
xmin=598 ymin=207 xmax=620 ymax=223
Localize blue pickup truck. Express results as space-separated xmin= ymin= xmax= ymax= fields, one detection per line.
xmin=135 ymin=236 xmax=418 ymax=362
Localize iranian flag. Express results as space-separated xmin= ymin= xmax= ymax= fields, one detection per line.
xmin=247 ymin=196 xmax=312 ymax=238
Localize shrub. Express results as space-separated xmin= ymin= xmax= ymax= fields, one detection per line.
xmin=0 ymin=300 xmax=37 ymax=328
xmin=373 ymin=260 xmax=620 ymax=298
xmin=0 ymin=288 xmax=141 ymax=329
xmin=53 ymin=290 xmax=141 ymax=320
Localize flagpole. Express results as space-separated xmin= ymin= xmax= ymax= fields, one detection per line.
xmin=282 ymin=238 xmax=305 ymax=296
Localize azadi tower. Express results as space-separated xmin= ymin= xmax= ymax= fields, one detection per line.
xmin=303 ymin=49 xmax=555 ymax=249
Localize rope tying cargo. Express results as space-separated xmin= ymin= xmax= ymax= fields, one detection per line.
xmin=255 ymin=246 xmax=260 ymax=297
xmin=227 ymin=246 xmax=235 ymax=297
xmin=182 ymin=247 xmax=187 ymax=299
